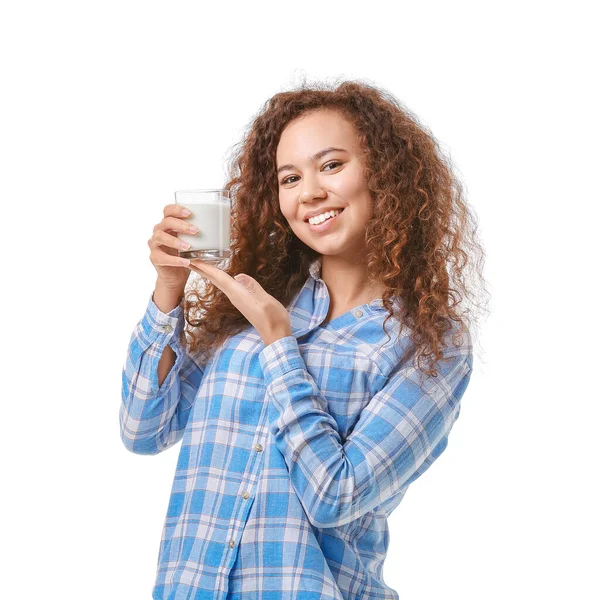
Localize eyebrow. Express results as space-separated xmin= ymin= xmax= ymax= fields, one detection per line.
xmin=276 ymin=147 xmax=348 ymax=175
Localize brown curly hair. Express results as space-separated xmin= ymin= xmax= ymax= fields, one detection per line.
xmin=180 ymin=77 xmax=490 ymax=378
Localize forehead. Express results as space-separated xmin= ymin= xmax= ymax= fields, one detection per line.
xmin=276 ymin=109 xmax=360 ymax=160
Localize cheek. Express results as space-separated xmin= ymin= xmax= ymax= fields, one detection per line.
xmin=331 ymin=167 xmax=369 ymax=197
xmin=278 ymin=196 xmax=294 ymax=221
xmin=333 ymin=173 xmax=372 ymax=213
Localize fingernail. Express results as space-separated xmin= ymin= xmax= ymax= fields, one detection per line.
xmin=182 ymin=209 xmax=191 ymax=216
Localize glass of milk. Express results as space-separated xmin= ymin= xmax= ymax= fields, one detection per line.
xmin=175 ymin=189 xmax=231 ymax=264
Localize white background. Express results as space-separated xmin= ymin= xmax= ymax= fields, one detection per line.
xmin=2 ymin=1 xmax=598 ymax=598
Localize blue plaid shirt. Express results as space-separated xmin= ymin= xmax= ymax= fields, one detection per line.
xmin=120 ymin=256 xmax=473 ymax=600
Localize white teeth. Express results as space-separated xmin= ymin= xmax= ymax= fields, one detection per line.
xmin=308 ymin=209 xmax=342 ymax=225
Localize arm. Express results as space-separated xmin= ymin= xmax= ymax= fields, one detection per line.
xmin=153 ymin=284 xmax=185 ymax=388
xmin=119 ymin=291 xmax=206 ymax=455
xmin=258 ymin=336 xmax=473 ymax=529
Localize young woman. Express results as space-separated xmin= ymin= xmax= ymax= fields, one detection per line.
xmin=121 ymin=79 xmax=488 ymax=600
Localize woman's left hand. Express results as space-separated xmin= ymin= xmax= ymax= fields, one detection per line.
xmin=189 ymin=260 xmax=293 ymax=346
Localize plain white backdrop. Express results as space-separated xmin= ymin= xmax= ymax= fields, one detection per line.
xmin=2 ymin=1 xmax=598 ymax=598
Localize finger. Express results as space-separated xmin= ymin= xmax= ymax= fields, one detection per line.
xmin=188 ymin=264 xmax=223 ymax=290
xmin=188 ymin=266 xmax=205 ymax=280
xmin=148 ymin=229 xmax=190 ymax=252
xmin=189 ymin=262 xmax=215 ymax=280
xmin=190 ymin=260 xmax=239 ymax=293
xmin=151 ymin=249 xmax=191 ymax=267
xmin=164 ymin=203 xmax=193 ymax=218
xmin=155 ymin=216 xmax=199 ymax=235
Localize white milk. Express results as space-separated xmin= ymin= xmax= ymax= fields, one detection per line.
xmin=177 ymin=202 xmax=231 ymax=255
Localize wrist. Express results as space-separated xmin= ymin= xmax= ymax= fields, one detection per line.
xmin=153 ymin=282 xmax=185 ymax=314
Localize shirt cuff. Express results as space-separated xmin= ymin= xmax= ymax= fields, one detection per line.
xmin=258 ymin=335 xmax=306 ymax=383
xmin=138 ymin=291 xmax=186 ymax=348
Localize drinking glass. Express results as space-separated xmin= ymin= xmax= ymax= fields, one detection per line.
xmin=174 ymin=189 xmax=231 ymax=264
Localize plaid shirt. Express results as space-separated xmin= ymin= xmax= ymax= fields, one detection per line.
xmin=120 ymin=256 xmax=473 ymax=600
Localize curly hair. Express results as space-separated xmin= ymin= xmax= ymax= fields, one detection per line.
xmin=180 ymin=77 xmax=490 ymax=379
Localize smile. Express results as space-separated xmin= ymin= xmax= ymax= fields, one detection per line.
xmin=307 ymin=208 xmax=345 ymax=232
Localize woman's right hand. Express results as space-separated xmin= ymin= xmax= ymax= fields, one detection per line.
xmin=148 ymin=203 xmax=198 ymax=291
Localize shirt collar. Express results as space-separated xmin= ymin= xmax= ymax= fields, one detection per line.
xmin=288 ymin=255 xmax=400 ymax=337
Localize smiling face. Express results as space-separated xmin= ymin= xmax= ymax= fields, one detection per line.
xmin=276 ymin=108 xmax=374 ymax=259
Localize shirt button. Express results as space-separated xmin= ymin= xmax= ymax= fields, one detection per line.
xmin=242 ymin=491 xmax=250 ymax=499
xmin=229 ymin=539 xmax=236 ymax=548
xmin=254 ymin=444 xmax=263 ymax=452
xmin=353 ymin=309 xmax=363 ymax=318
xmin=161 ymin=324 xmax=173 ymax=333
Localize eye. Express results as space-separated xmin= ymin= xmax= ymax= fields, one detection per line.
xmin=279 ymin=161 xmax=343 ymax=185
xmin=323 ymin=160 xmax=342 ymax=171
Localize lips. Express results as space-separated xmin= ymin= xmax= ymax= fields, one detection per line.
xmin=306 ymin=207 xmax=345 ymax=231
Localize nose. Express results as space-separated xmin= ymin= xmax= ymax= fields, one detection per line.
xmin=298 ymin=172 xmax=327 ymax=203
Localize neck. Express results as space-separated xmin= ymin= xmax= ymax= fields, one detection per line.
xmin=320 ymin=254 xmax=385 ymax=307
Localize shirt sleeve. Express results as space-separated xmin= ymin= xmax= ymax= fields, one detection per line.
xmin=258 ymin=335 xmax=473 ymax=529
xmin=120 ymin=291 xmax=206 ymax=455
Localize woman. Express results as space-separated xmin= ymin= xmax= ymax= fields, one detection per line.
xmin=120 ymin=79 xmax=488 ymax=600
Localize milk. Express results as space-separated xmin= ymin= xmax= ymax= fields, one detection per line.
xmin=177 ymin=202 xmax=231 ymax=260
